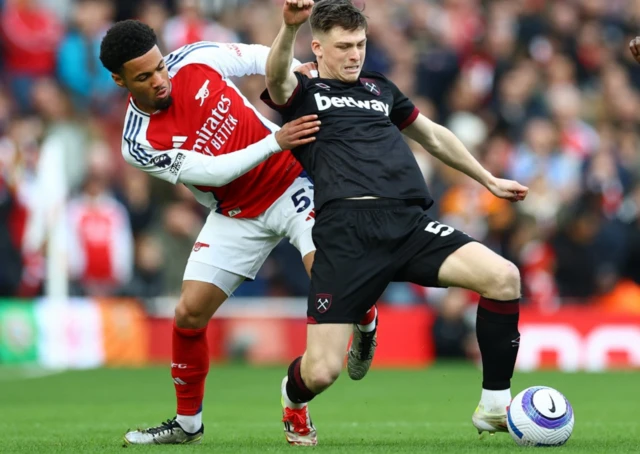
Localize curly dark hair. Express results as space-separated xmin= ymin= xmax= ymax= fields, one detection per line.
xmin=310 ymin=0 xmax=367 ymax=35
xmin=99 ymin=20 xmax=158 ymax=74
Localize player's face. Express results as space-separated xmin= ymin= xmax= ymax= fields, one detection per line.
xmin=312 ymin=27 xmax=366 ymax=83
xmin=113 ymin=45 xmax=172 ymax=114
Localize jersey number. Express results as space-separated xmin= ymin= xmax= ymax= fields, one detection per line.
xmin=291 ymin=187 xmax=313 ymax=213
xmin=425 ymin=221 xmax=454 ymax=237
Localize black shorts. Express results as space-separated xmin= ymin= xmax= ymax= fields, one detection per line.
xmin=308 ymin=198 xmax=475 ymax=324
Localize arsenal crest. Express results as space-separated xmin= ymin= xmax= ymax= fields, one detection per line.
xmin=315 ymin=293 xmax=332 ymax=313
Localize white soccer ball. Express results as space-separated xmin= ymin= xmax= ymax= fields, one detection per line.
xmin=507 ymin=386 xmax=574 ymax=447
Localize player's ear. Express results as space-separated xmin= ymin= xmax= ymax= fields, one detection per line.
xmin=311 ymin=39 xmax=323 ymax=59
xmin=112 ymin=72 xmax=126 ymax=88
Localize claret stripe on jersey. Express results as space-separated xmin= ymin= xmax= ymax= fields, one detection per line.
xmin=123 ymin=110 xmax=152 ymax=165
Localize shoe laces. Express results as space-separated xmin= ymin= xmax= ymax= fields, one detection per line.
xmin=283 ymin=407 xmax=311 ymax=435
xmin=356 ymin=330 xmax=377 ymax=361
xmin=144 ymin=417 xmax=180 ymax=435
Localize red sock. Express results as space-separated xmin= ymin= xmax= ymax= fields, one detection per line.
xmin=172 ymin=322 xmax=209 ymax=415
xmin=358 ymin=305 xmax=377 ymax=325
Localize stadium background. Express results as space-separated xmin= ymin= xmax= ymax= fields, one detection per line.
xmin=2 ymin=0 xmax=640 ymax=404
xmin=2 ymin=1 xmax=640 ymax=451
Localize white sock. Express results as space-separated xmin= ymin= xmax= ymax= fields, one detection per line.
xmin=176 ymin=412 xmax=202 ymax=433
xmin=357 ymin=307 xmax=377 ymax=333
xmin=480 ymin=388 xmax=511 ymax=414
xmin=282 ymin=377 xmax=305 ymax=410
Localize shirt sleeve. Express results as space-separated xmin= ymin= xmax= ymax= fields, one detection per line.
xmin=169 ymin=42 xmax=301 ymax=78
xmin=388 ymin=78 xmax=420 ymax=130
xmin=260 ymin=71 xmax=306 ymax=116
xmin=122 ymin=134 xmax=282 ymax=187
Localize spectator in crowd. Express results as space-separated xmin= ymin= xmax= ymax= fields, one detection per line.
xmin=162 ymin=0 xmax=238 ymax=52
xmin=0 ymin=0 xmax=64 ymax=112
xmin=67 ymin=147 xmax=134 ymax=296
xmin=56 ymin=0 xmax=119 ymax=113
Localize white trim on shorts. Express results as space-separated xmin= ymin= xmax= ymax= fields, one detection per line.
xmin=183 ymin=262 xmax=246 ymax=297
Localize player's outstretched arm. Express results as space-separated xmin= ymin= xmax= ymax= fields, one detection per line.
xmin=402 ymin=114 xmax=528 ymax=202
xmin=179 ymin=114 xmax=319 ymax=186
xmin=124 ymin=115 xmax=320 ymax=187
xmin=266 ymin=0 xmax=314 ymax=104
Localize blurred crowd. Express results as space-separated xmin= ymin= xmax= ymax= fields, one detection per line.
xmin=2 ymin=0 xmax=640 ymax=340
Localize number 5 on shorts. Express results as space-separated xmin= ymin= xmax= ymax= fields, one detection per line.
xmin=291 ymin=187 xmax=312 ymax=213
xmin=425 ymin=221 xmax=454 ymax=237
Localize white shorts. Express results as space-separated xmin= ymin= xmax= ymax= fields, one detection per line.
xmin=183 ymin=174 xmax=315 ymax=294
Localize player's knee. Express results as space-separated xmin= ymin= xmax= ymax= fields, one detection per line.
xmin=175 ymin=295 xmax=210 ymax=329
xmin=304 ymin=359 xmax=342 ymax=392
xmin=484 ymin=260 xmax=521 ymax=301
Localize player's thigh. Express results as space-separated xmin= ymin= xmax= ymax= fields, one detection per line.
xmin=265 ymin=174 xmax=316 ymax=261
xmin=302 ymin=323 xmax=353 ymax=374
xmin=301 ymin=250 xmax=314 ymax=278
xmin=307 ymin=208 xmax=392 ymax=324
xmin=187 ymin=210 xmax=281 ymax=280
xmin=436 ymin=241 xmax=520 ymax=296
xmin=395 ymin=217 xmax=475 ymax=288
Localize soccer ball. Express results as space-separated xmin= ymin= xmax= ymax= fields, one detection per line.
xmin=507 ymin=386 xmax=574 ymax=447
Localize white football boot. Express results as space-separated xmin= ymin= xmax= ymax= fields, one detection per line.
xmin=281 ymin=377 xmax=317 ymax=446
xmin=472 ymin=404 xmax=509 ymax=436
xmin=123 ymin=417 xmax=204 ymax=445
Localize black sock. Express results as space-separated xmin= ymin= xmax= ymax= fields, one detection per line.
xmin=285 ymin=356 xmax=317 ymax=404
xmin=476 ymin=297 xmax=520 ymax=390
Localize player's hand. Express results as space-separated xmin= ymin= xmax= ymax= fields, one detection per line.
xmin=486 ymin=177 xmax=529 ymax=202
xmin=294 ymin=61 xmax=318 ymax=78
xmin=275 ymin=114 xmax=320 ymax=150
xmin=283 ymin=0 xmax=314 ymax=27
xmin=630 ymin=37 xmax=640 ymax=63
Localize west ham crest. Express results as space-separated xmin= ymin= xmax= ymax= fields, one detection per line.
xmin=360 ymin=78 xmax=381 ymax=96
xmin=315 ymin=293 xmax=332 ymax=313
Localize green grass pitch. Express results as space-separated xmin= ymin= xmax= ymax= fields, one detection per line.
xmin=0 ymin=362 xmax=638 ymax=453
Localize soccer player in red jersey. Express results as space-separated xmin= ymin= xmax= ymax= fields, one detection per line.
xmin=99 ymin=20 xmax=322 ymax=444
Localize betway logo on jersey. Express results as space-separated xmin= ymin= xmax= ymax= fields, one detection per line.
xmin=314 ymin=92 xmax=389 ymax=115
xmin=193 ymin=94 xmax=239 ymax=154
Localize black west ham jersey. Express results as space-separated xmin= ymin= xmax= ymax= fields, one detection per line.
xmin=261 ymin=71 xmax=433 ymax=210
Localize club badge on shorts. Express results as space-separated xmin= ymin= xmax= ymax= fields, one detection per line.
xmin=315 ymin=294 xmax=332 ymax=313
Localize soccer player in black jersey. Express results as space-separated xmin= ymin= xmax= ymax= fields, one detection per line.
xmin=262 ymin=0 xmax=529 ymax=446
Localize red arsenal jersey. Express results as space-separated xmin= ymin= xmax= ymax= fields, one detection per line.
xmin=121 ymin=42 xmax=302 ymax=218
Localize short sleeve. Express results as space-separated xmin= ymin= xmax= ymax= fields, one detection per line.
xmin=260 ymin=72 xmax=306 ymax=117
xmin=388 ymin=79 xmax=419 ymax=130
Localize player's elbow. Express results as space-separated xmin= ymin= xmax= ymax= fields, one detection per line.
xmin=265 ymin=67 xmax=290 ymax=90
xmin=265 ymin=85 xmax=289 ymax=107
xmin=420 ymin=129 xmax=442 ymax=156
xmin=266 ymin=73 xmax=287 ymax=86
xmin=427 ymin=124 xmax=454 ymax=155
